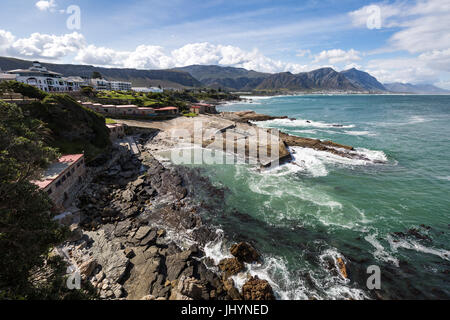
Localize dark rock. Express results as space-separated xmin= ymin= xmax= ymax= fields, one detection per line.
xmin=140 ymin=230 xmax=157 ymax=247
xmin=242 ymin=276 xmax=275 ymax=300
xmin=218 ymin=258 xmax=245 ymax=278
xmin=165 ymin=250 xmax=194 ymax=281
xmin=230 ymin=242 xmax=260 ymax=263
xmin=134 ymin=226 xmax=152 ymax=240
xmin=124 ymin=248 xmax=135 ymax=258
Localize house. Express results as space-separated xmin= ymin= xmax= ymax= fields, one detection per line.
xmin=101 ymin=105 xmax=117 ymax=114
xmin=106 ymin=123 xmax=126 ymax=140
xmin=189 ymin=103 xmax=217 ymax=114
xmin=91 ymin=103 xmax=103 ymax=113
xmin=196 ymin=103 xmax=217 ymax=113
xmin=137 ymin=107 xmax=156 ymax=116
xmin=5 ymin=61 xmax=82 ymax=92
xmin=32 ymin=154 xmax=86 ymax=209
xmin=155 ymin=106 xmax=178 ymax=115
xmin=115 ymin=104 xmax=138 ymax=115
xmin=189 ymin=105 xmax=203 ymax=114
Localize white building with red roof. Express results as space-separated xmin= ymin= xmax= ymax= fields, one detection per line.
xmin=32 ymin=154 xmax=86 ymax=209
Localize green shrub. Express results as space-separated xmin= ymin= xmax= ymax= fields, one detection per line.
xmin=0 ymin=81 xmax=47 ymax=99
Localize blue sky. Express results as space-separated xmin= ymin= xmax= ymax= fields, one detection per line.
xmin=0 ymin=0 xmax=449 ymax=87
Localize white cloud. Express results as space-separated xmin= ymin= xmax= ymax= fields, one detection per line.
xmin=35 ymin=0 xmax=57 ymax=12
xmin=0 ymin=30 xmax=15 ymax=51
xmin=75 ymin=41 xmax=310 ymax=73
xmin=1 ymin=29 xmax=311 ymax=73
xmin=349 ymin=0 xmax=450 ymax=84
xmin=10 ymin=32 xmax=85 ymax=59
xmin=296 ymin=49 xmax=311 ymax=57
xmin=313 ymin=49 xmax=361 ymax=64
xmin=350 ymin=1 xmax=450 ymax=53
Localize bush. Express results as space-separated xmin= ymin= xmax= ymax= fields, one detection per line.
xmin=0 ymin=81 xmax=47 ymax=99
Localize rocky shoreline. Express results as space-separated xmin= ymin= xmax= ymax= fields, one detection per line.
xmin=58 ymin=136 xmax=275 ymax=300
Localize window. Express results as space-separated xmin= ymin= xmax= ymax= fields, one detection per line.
xmin=71 ymin=168 xmax=75 ymax=173
xmin=62 ymin=175 xmax=66 ymax=182
xmin=47 ymin=188 xmax=52 ymax=195
xmin=67 ymin=171 xmax=71 ymax=177
xmin=55 ymin=180 xmax=61 ymax=187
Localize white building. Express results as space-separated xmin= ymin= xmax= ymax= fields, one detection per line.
xmin=89 ymin=78 xmax=110 ymax=91
xmin=90 ymin=79 xmax=132 ymax=91
xmin=132 ymin=87 xmax=163 ymax=93
xmin=110 ymin=81 xmax=132 ymax=91
xmin=5 ymin=61 xmax=83 ymax=92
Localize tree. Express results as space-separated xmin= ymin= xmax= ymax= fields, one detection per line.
xmin=0 ymin=101 xmax=66 ymax=298
xmin=91 ymin=71 xmax=102 ymax=79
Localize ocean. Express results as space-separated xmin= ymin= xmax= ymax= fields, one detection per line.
xmin=179 ymin=95 xmax=450 ymax=299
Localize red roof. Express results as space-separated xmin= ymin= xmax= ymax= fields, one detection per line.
xmin=32 ymin=154 xmax=84 ymax=189
xmin=59 ymin=154 xmax=84 ymax=163
xmin=191 ymin=106 xmax=201 ymax=109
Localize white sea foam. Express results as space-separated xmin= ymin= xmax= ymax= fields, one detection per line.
xmin=204 ymin=231 xmax=368 ymax=300
xmin=364 ymin=233 xmax=399 ymax=266
xmin=344 ymin=130 xmax=377 ymax=137
xmin=387 ymin=235 xmax=450 ymax=262
xmin=253 ymin=118 xmax=355 ymax=129
xmin=282 ymin=146 xmax=388 ymax=177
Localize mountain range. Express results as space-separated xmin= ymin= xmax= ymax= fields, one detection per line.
xmin=0 ymin=56 xmax=448 ymax=94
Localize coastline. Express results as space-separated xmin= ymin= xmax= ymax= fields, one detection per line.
xmin=56 ymin=107 xmax=368 ymax=300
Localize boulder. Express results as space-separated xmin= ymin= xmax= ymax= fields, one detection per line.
xmin=122 ymin=189 xmax=135 ymax=202
xmin=134 ymin=226 xmax=151 ymax=240
xmin=218 ymin=258 xmax=245 ymax=278
xmin=171 ymin=276 xmax=204 ymax=300
xmin=78 ymin=258 xmax=98 ymax=280
xmin=230 ymin=242 xmax=260 ymax=263
xmin=140 ymin=230 xmax=157 ymax=247
xmin=165 ymin=250 xmax=192 ymax=281
xmin=222 ymin=277 xmax=242 ymax=300
xmin=336 ymin=258 xmax=348 ymax=279
xmin=242 ymin=276 xmax=275 ymax=300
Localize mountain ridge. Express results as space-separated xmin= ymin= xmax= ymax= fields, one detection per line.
xmin=383 ymin=82 xmax=450 ymax=94
xmin=1 ymin=56 xmax=447 ymax=93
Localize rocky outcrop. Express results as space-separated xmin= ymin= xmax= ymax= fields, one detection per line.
xmin=230 ymin=242 xmax=260 ymax=263
xmin=60 ymin=140 xmax=235 ymax=300
xmin=242 ymin=276 xmax=275 ymax=300
xmin=221 ymin=111 xmax=287 ymax=123
xmin=218 ymin=258 xmax=245 ymax=278
xmin=336 ymin=258 xmax=348 ymax=279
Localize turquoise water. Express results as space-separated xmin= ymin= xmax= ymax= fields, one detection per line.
xmin=190 ymin=95 xmax=450 ymax=299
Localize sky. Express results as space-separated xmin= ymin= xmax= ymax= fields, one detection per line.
xmin=0 ymin=0 xmax=449 ymax=88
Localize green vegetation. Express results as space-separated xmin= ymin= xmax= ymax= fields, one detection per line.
xmin=0 ymin=81 xmax=48 ymax=99
xmin=93 ymin=89 xmax=239 ymax=112
xmin=23 ymin=93 xmax=111 ymax=162
xmin=91 ymin=71 xmax=102 ymax=79
xmin=182 ymin=112 xmax=198 ymax=117
xmin=0 ymin=101 xmax=96 ymax=299
xmin=105 ymin=118 xmax=117 ymax=124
